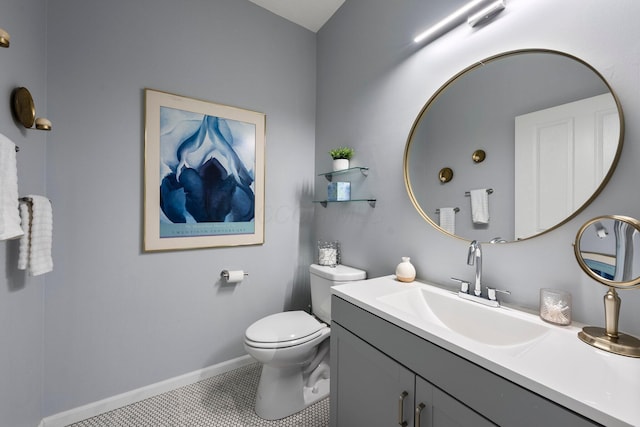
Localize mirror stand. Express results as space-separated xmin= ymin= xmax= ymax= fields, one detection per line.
xmin=578 ymin=287 xmax=640 ymax=358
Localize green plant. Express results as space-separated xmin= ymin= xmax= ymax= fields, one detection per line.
xmin=329 ymin=146 xmax=355 ymax=160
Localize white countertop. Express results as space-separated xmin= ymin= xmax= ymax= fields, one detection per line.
xmin=332 ymin=275 xmax=640 ymax=427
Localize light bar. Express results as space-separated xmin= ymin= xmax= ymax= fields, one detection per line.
xmin=467 ymin=0 xmax=506 ymax=27
xmin=413 ymin=0 xmax=502 ymax=45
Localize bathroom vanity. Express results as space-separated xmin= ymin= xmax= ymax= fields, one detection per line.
xmin=330 ymin=276 xmax=639 ymax=427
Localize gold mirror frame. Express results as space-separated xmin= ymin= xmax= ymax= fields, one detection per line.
xmin=574 ymin=215 xmax=640 ymax=357
xmin=404 ymin=49 xmax=625 ymax=243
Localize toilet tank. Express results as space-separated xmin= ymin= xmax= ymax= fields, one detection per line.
xmin=309 ymin=264 xmax=366 ymax=323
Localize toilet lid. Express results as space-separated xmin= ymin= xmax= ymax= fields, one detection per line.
xmin=245 ymin=311 xmax=325 ymax=344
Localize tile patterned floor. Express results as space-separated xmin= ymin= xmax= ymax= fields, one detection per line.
xmin=67 ymin=363 xmax=329 ymax=427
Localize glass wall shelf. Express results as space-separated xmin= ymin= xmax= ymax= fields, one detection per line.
xmin=319 ymin=166 xmax=369 ymax=182
xmin=313 ymin=199 xmax=376 ymax=208
xmin=315 ymin=166 xmax=375 ymax=207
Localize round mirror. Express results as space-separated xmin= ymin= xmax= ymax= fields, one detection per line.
xmin=404 ymin=49 xmax=624 ymax=243
xmin=574 ymin=215 xmax=640 ymax=288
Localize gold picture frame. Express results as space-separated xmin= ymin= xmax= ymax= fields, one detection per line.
xmin=144 ymin=89 xmax=265 ymax=251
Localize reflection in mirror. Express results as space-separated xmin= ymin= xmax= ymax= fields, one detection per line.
xmin=575 ymin=216 xmax=640 ymax=288
xmin=404 ymin=49 xmax=624 ymax=243
xmin=574 ymin=215 xmax=640 ymax=358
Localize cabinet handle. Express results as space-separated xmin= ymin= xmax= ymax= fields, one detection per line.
xmin=415 ymin=402 xmax=426 ymax=427
xmin=398 ymin=391 xmax=409 ymax=426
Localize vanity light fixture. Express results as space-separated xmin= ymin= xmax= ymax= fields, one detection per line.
xmin=0 ymin=27 xmax=9 ymax=48
xmin=413 ymin=0 xmax=505 ymax=45
xmin=467 ymin=0 xmax=506 ymax=27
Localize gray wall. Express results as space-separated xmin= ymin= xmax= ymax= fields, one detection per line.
xmin=3 ymin=0 xmax=640 ymax=425
xmin=0 ymin=0 xmax=47 ymax=425
xmin=41 ymin=0 xmax=316 ymax=418
xmin=315 ymin=0 xmax=640 ymax=337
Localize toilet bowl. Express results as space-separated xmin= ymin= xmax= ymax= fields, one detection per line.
xmin=243 ymin=264 xmax=366 ymax=420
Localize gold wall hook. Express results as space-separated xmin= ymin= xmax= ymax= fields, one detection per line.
xmin=472 ymin=149 xmax=486 ymax=163
xmin=35 ymin=117 xmax=52 ymax=131
xmin=11 ymin=87 xmax=52 ymax=131
xmin=0 ymin=27 xmax=9 ymax=48
xmin=439 ymin=167 xmax=453 ymax=183
xmin=12 ymin=87 xmax=35 ymax=128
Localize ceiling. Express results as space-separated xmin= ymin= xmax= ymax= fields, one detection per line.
xmin=248 ymin=0 xmax=345 ymax=32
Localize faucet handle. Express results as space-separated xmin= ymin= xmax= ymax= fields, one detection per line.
xmin=487 ymin=287 xmax=511 ymax=301
xmin=451 ymin=277 xmax=470 ymax=294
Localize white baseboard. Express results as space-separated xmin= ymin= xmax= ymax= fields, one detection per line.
xmin=40 ymin=354 xmax=255 ymax=427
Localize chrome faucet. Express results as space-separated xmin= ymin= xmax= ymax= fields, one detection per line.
xmin=467 ymin=240 xmax=482 ymax=296
xmin=451 ymin=240 xmax=510 ymax=308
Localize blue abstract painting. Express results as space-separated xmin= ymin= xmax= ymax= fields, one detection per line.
xmin=144 ymin=89 xmax=265 ymax=251
xmin=158 ymin=107 xmax=256 ymax=238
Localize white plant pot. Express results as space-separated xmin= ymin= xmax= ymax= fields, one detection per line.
xmin=333 ymin=159 xmax=349 ymax=171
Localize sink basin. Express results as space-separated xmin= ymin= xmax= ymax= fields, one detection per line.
xmin=333 ymin=276 xmax=640 ymax=427
xmin=377 ymin=286 xmax=549 ymax=346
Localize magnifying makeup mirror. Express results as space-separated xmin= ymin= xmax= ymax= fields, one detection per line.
xmin=574 ymin=215 xmax=640 ymax=357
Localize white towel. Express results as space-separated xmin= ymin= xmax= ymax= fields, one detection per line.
xmin=18 ymin=195 xmax=53 ymax=276
xmin=0 ymin=133 xmax=24 ymax=240
xmin=470 ymin=189 xmax=490 ymax=224
xmin=438 ymin=207 xmax=456 ymax=234
xmin=17 ymin=200 xmax=30 ymax=270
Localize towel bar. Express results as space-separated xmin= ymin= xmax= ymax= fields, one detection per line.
xmin=465 ymin=189 xmax=493 ymax=196
xmin=436 ymin=207 xmax=460 ymax=214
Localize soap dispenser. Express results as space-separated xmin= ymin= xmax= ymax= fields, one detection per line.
xmin=395 ymin=257 xmax=416 ymax=282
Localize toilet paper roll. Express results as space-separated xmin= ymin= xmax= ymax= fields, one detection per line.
xmin=224 ymin=270 xmax=245 ymax=283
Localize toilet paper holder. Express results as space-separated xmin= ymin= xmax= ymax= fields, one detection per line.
xmin=220 ymin=270 xmax=249 ymax=280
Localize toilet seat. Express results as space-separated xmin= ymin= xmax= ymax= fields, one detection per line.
xmin=245 ymin=311 xmax=328 ymax=349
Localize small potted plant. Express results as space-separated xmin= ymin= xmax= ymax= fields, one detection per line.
xmin=329 ymin=146 xmax=354 ymax=171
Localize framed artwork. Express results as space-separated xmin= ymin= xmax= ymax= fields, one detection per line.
xmin=144 ymin=89 xmax=265 ymax=251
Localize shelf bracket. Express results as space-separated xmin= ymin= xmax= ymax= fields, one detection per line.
xmin=368 ymin=200 xmax=376 ymax=208
xmin=320 ymin=201 xmax=328 ymax=208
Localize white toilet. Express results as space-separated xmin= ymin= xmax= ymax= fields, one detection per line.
xmin=244 ymin=263 xmax=366 ymax=420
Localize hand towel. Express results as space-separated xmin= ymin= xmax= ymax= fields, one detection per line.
xmin=0 ymin=133 xmax=24 ymax=240
xmin=470 ymin=189 xmax=490 ymax=224
xmin=17 ymin=200 xmax=30 ymax=270
xmin=18 ymin=195 xmax=53 ymax=276
xmin=438 ymin=207 xmax=456 ymax=234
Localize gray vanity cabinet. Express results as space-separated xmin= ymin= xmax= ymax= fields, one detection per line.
xmin=330 ymin=296 xmax=600 ymax=427
xmin=331 ymin=320 xmax=494 ymax=427
xmin=330 ymin=321 xmax=415 ymax=426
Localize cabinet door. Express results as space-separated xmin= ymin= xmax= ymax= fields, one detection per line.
xmin=331 ymin=323 xmax=415 ymax=427
xmin=415 ymin=377 xmax=496 ymax=427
